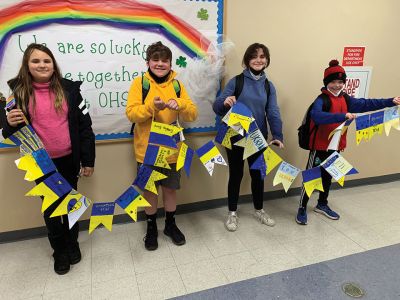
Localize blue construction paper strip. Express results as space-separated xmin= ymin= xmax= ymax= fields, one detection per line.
xmin=91 ymin=202 xmax=115 ymax=216
xmin=344 ymin=118 xmax=354 ymax=127
xmin=321 ymin=153 xmax=340 ymax=169
xmin=32 ymin=149 xmax=57 ymax=175
xmin=115 ymin=186 xmax=139 ymax=209
xmin=302 ymin=167 xmax=322 ymax=182
xmin=44 ymin=172 xmax=72 ymax=198
xmin=347 ymin=168 xmax=359 ymax=175
xmin=231 ymin=102 xmax=252 ymax=118
xmin=184 ymin=147 xmax=195 ymax=177
xmin=143 ymin=144 xmax=158 ymax=165
xmin=196 ymin=141 xmax=215 ymax=158
xmin=133 ymin=165 xmax=152 ymax=190
xmin=248 ymin=120 xmax=259 ymax=133
xmin=370 ymin=111 xmax=384 ymax=126
xmin=149 ymin=132 xmax=177 ymax=148
xmin=214 ymin=123 xmax=229 ymax=144
xmin=8 ymin=135 xmax=22 ymax=146
xmin=356 ymin=115 xmax=370 ymax=131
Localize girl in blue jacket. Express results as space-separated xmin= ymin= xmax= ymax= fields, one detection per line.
xmin=213 ymin=43 xmax=284 ymax=231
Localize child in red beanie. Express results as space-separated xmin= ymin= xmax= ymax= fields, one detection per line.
xmin=295 ymin=59 xmax=400 ymax=225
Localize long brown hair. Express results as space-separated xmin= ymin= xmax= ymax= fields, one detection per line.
xmin=7 ymin=43 xmax=65 ymax=115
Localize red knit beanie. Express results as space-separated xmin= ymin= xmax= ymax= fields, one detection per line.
xmin=323 ymin=59 xmax=347 ymax=86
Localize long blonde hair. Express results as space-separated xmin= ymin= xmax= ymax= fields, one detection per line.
xmin=7 ymin=43 xmax=65 ymax=115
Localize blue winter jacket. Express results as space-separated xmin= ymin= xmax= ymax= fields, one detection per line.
xmin=213 ymin=69 xmax=283 ymax=141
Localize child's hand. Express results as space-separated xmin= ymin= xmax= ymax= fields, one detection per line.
xmin=154 ymin=97 xmax=166 ymax=110
xmin=345 ymin=113 xmax=357 ymax=120
xmin=6 ymin=108 xmax=25 ymax=127
xmin=223 ymin=96 xmax=236 ymax=108
xmin=393 ymin=96 xmax=400 ymax=105
xmin=166 ymin=99 xmax=179 ymax=110
xmin=80 ymin=167 xmax=94 ymax=177
xmin=269 ymin=139 xmax=284 ymax=149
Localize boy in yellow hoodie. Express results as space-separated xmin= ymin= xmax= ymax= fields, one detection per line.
xmin=126 ymin=41 xmax=198 ymax=250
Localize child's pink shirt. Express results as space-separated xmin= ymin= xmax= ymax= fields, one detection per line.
xmin=29 ymin=81 xmax=72 ymax=158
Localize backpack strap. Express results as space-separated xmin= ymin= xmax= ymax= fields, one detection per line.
xmin=172 ymin=79 xmax=181 ymax=98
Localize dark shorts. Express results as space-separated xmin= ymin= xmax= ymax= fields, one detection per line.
xmin=137 ymin=163 xmax=181 ymax=190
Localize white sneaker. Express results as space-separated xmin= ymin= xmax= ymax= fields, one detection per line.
xmin=225 ymin=211 xmax=238 ymax=231
xmin=254 ymin=209 xmax=275 ymax=227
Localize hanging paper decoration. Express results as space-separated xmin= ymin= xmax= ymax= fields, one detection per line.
xmin=115 ymin=186 xmax=150 ymax=222
xmin=26 ymin=172 xmax=72 ymax=213
xmin=302 ymin=167 xmax=324 ymax=197
xmin=148 ymin=121 xmax=183 ymax=149
xmin=14 ymin=148 xmax=56 ymax=181
xmin=196 ymin=140 xmax=227 ymax=176
xmin=143 ymin=144 xmax=177 ymax=169
xmin=214 ymin=122 xmax=239 ymax=150
xmin=225 ymin=102 xmax=254 ymax=132
xmin=2 ymin=125 xmax=44 ymax=154
xmin=272 ymin=161 xmax=301 ymax=192
xmin=50 ymin=190 xmax=86 ymax=217
xmin=234 ymin=122 xmax=267 ymax=159
xmin=355 ymin=115 xmax=370 ymax=145
xmin=320 ymin=151 xmax=358 ymax=186
xmin=327 ymin=119 xmax=354 ymax=150
xmin=176 ymin=142 xmax=195 ymax=177
xmin=383 ymin=106 xmax=400 ymax=136
xmin=68 ymin=195 xmax=92 ymax=229
xmin=133 ymin=165 xmax=167 ymax=194
xmin=89 ymin=202 xmax=115 ymax=234
xmin=250 ymin=146 xmax=282 ymax=179
xmin=368 ymin=111 xmax=384 ymax=140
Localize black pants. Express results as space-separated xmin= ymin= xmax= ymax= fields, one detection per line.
xmin=299 ymin=150 xmax=334 ymax=209
xmin=226 ymin=145 xmax=264 ymax=211
xmin=41 ymin=154 xmax=79 ymax=255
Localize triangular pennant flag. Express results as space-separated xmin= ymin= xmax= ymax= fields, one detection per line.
xmin=115 ymin=186 xmax=151 ymax=222
xmin=89 ymin=202 xmax=115 ymax=234
xmin=327 ymin=119 xmax=353 ymax=151
xmin=50 ymin=189 xmax=85 ymax=217
xmin=26 ymin=172 xmax=72 ymax=213
xmin=264 ymin=147 xmax=283 ymax=175
xmin=250 ymin=152 xmax=267 ymax=179
xmin=176 ymin=142 xmax=194 ymax=177
xmin=369 ymin=111 xmax=384 ymax=140
xmin=302 ymin=167 xmax=324 ymax=198
xmin=320 ymin=151 xmax=357 ymax=182
xmin=196 ymin=141 xmax=227 ymax=176
xmin=68 ymin=195 xmax=91 ymax=229
xmin=222 ymin=108 xmax=245 ymax=136
xmin=214 ymin=123 xmax=239 ymax=150
xmin=272 ymin=161 xmax=301 ymax=192
xmin=148 ymin=121 xmax=183 ymax=148
xmin=15 ymin=149 xmax=57 ymax=181
xmin=384 ymin=106 xmax=400 ymax=136
xmin=2 ymin=125 xmax=43 ymax=153
xmin=227 ymin=102 xmax=254 ymax=132
xmin=143 ymin=144 xmax=177 ymax=169
xmin=133 ymin=165 xmax=167 ymax=194
xmin=234 ymin=126 xmax=267 ymax=160
xmin=355 ymin=115 xmax=370 ymax=145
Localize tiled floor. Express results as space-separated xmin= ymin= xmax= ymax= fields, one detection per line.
xmin=1 ymin=181 xmax=400 ymax=299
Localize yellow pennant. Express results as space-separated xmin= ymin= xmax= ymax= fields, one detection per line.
xmin=369 ymin=124 xmax=383 ymax=140
xmin=50 ymin=190 xmax=84 ymax=217
xmin=150 ymin=121 xmax=183 ymax=136
xmin=221 ymin=128 xmax=239 ymax=150
xmin=303 ymin=177 xmax=324 ymax=198
xmin=146 ymin=170 xmax=167 ymax=194
xmin=155 ymin=147 xmax=177 ymax=169
xmin=123 ymin=194 xmax=151 ymax=222
xmin=15 ymin=155 xmax=44 ymax=181
xmin=199 ymin=146 xmax=220 ymax=164
xmin=337 ymin=176 xmax=345 ymax=187
xmin=177 ymin=143 xmax=188 ymax=171
xmin=26 ymin=184 xmax=59 ymax=213
xmin=89 ymin=215 xmax=113 ymax=234
xmin=356 ymin=129 xmax=370 ymax=145
xmin=227 ymin=113 xmax=252 ymax=132
xmin=264 ymin=147 xmax=283 ymax=175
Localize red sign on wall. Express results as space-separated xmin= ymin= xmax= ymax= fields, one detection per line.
xmin=342 ymin=47 xmax=365 ymax=66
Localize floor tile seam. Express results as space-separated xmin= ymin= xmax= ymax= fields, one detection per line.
xmin=91 ymin=249 xmax=133 ymax=261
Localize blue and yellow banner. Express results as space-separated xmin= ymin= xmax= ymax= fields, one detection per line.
xmin=115 ymin=186 xmax=150 ymax=222
xmin=196 ymin=140 xmax=227 ymax=176
xmin=302 ymin=167 xmax=324 ymax=197
xmin=250 ymin=147 xmax=283 ymax=179
xmin=369 ymin=111 xmax=384 ymax=140
xmin=273 ymin=161 xmax=300 ymax=192
xmin=176 ymin=142 xmax=195 ymax=177
xmin=50 ymin=189 xmax=85 ymax=217
xmin=214 ymin=123 xmax=239 ymax=150
xmin=143 ymin=144 xmax=177 ymax=169
xmin=148 ymin=121 xmax=183 ymax=148
xmin=226 ymin=102 xmax=253 ymax=132
xmin=2 ymin=125 xmax=43 ymax=153
xmin=384 ymin=106 xmax=400 ymax=136
xmin=89 ymin=202 xmax=115 ymax=234
xmin=26 ymin=172 xmax=72 ymax=213
xmin=355 ymin=115 xmax=370 ymax=145
xmin=15 ymin=148 xmax=56 ymax=181
xmin=133 ymin=165 xmax=167 ymax=194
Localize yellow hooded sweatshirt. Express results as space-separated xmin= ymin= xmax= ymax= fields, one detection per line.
xmin=126 ymin=71 xmax=198 ymax=163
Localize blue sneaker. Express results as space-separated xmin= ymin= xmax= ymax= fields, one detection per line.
xmin=295 ymin=207 xmax=307 ymax=225
xmin=314 ymin=204 xmax=340 ymax=220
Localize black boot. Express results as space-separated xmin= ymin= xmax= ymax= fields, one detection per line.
xmin=68 ymin=242 xmax=81 ymax=265
xmin=66 ymin=220 xmax=81 ymax=265
xmin=53 ymin=252 xmax=70 ymax=275
xmin=144 ymin=214 xmax=158 ymax=251
xmin=164 ymin=211 xmax=186 ymax=246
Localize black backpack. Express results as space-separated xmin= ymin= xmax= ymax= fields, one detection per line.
xmin=233 ymin=73 xmax=270 ymax=99
xmin=129 ymin=76 xmax=181 ymax=135
xmin=298 ymin=93 xmax=350 ymax=150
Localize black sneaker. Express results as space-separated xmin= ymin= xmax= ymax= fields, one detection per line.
xmin=53 ymin=253 xmax=70 ymax=275
xmin=68 ymin=244 xmax=82 ymax=265
xmin=164 ymin=222 xmax=186 ymax=246
xmin=144 ymin=221 xmax=158 ymax=251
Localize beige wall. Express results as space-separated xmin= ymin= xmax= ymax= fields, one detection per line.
xmin=1 ymin=0 xmax=400 ymax=233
